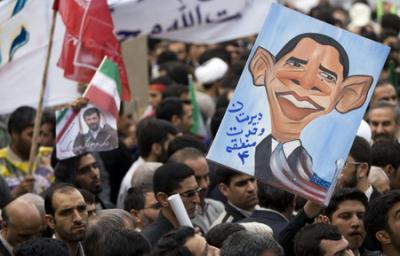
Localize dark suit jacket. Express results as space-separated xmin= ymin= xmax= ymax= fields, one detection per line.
xmin=239 ymin=209 xmax=288 ymax=240
xmin=0 ymin=239 xmax=12 ymax=256
xmin=142 ymin=213 xmax=175 ymax=246
xmin=73 ymin=124 xmax=118 ymax=155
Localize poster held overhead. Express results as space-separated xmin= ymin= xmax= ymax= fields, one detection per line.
xmin=207 ymin=4 xmax=390 ymax=205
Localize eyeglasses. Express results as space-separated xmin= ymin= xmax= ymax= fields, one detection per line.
xmin=179 ymin=187 xmax=202 ymax=198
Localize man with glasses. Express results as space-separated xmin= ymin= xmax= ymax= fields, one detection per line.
xmin=142 ymin=162 xmax=201 ymax=246
xmin=339 ymin=136 xmax=380 ymax=201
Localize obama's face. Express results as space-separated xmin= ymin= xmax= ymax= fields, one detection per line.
xmin=266 ymin=38 xmax=344 ymax=141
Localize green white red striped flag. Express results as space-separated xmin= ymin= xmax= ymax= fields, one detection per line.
xmin=56 ymin=57 xmax=120 ymax=159
xmin=189 ymin=75 xmax=209 ymax=139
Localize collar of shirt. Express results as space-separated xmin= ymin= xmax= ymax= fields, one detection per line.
xmin=0 ymin=231 xmax=13 ymax=255
xmin=228 ymin=201 xmax=253 ymax=217
xmin=75 ymin=242 xmax=85 ymax=256
xmin=364 ymin=185 xmax=373 ymax=200
xmin=89 ymin=129 xmax=100 ymax=139
xmin=271 ymin=137 xmax=301 ymax=157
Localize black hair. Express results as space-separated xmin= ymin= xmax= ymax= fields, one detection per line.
xmin=14 ymin=238 xmax=69 ymax=256
xmin=364 ymin=190 xmax=400 ymax=250
xmin=210 ymin=108 xmax=226 ymax=138
xmin=44 ymin=183 xmax=78 ymax=216
xmin=275 ymin=33 xmax=349 ymax=78
xmin=257 ymin=181 xmax=294 ymax=212
xmin=54 ymin=152 xmax=92 ymax=186
xmin=167 ymin=135 xmax=208 ymax=157
xmin=124 ymin=187 xmax=145 ymax=212
xmin=371 ymin=138 xmax=400 ymax=170
xmin=294 ymin=223 xmax=342 ymax=256
xmin=215 ymin=166 xmax=241 ymax=186
xmin=158 ymin=61 xmax=192 ymax=85
xmin=157 ymin=51 xmax=179 ymax=66
xmin=349 ymin=136 xmax=371 ymax=168
xmin=79 ymin=189 xmax=96 ymax=205
xmin=152 ymin=227 xmax=195 ymax=256
xmin=163 ymin=84 xmax=189 ymax=100
xmin=199 ymin=47 xmax=231 ymax=66
xmin=83 ymin=107 xmax=100 ymax=118
xmin=156 ymin=97 xmax=184 ymax=122
xmin=136 ymin=118 xmax=178 ymax=158
xmin=206 ymin=223 xmax=245 ymax=248
xmin=153 ymin=162 xmax=194 ymax=195
xmin=101 ymin=229 xmax=151 ymax=256
xmin=324 ymin=188 xmax=368 ymax=218
xmin=7 ymin=106 xmax=36 ymax=135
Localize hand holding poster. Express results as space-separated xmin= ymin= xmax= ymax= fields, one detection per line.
xmin=56 ymin=58 xmax=120 ymax=159
xmin=207 ymin=4 xmax=390 ymax=205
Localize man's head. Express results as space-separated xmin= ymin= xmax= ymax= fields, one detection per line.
xmin=206 ymin=223 xmax=246 ymax=248
xmin=154 ymin=226 xmax=219 ymax=256
xmin=13 ymin=238 xmax=69 ymax=256
xmin=44 ymin=184 xmax=88 ymax=243
xmin=79 ymin=189 xmax=96 ymax=217
xmin=100 ymin=229 xmax=151 ymax=256
xmin=169 ymin=147 xmax=210 ymax=203
xmin=1 ymin=197 xmax=42 ymax=247
xmin=54 ymin=153 xmax=102 ymax=195
xmin=249 ymin=33 xmax=372 ymax=142
xmin=124 ymin=187 xmax=160 ymax=230
xmin=136 ymin=117 xmax=178 ymax=162
xmin=368 ymin=101 xmax=398 ymax=141
xmin=371 ymin=80 xmax=398 ymax=107
xmin=216 ymin=167 xmax=258 ymax=212
xmin=156 ymin=97 xmax=193 ymax=133
xmin=7 ymin=106 xmax=36 ymax=160
xmin=325 ymin=188 xmax=368 ymax=251
xmin=371 ymin=139 xmax=400 ymax=190
xmin=83 ymin=108 xmax=101 ymax=132
xmin=220 ymin=230 xmax=284 ymax=256
xmin=340 ymin=136 xmax=371 ymax=189
xmin=295 ymin=223 xmax=352 ymax=256
xmin=40 ymin=109 xmax=56 ymax=147
xmin=257 ymin=181 xmax=295 ymax=218
xmin=153 ymin=162 xmax=200 ymax=219
xmin=364 ymin=191 xmax=400 ymax=253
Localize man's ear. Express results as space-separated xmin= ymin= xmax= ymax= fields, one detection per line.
xmin=156 ymin=192 xmax=169 ymax=208
xmin=335 ymin=75 xmax=373 ymax=113
xmin=383 ymin=164 xmax=395 ymax=178
xmin=357 ymin=163 xmax=369 ymax=179
xmin=218 ymin=183 xmax=230 ymax=198
xmin=249 ymin=46 xmax=275 ymax=86
xmin=45 ymin=214 xmax=55 ymax=230
xmin=129 ymin=209 xmax=141 ymax=224
xmin=152 ymin=143 xmax=162 ymax=157
xmin=376 ymin=230 xmax=391 ymax=245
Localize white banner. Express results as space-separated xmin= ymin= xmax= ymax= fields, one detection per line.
xmin=110 ymin=0 xmax=276 ymax=43
xmin=0 ymin=0 xmax=80 ymax=115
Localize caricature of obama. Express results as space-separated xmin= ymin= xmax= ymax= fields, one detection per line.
xmin=250 ymin=33 xmax=373 ymax=202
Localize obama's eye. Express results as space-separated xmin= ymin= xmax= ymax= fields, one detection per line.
xmin=320 ymin=71 xmax=337 ymax=84
xmin=286 ymin=59 xmax=303 ymax=68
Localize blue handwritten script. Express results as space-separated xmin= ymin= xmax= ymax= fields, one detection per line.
xmin=225 ymin=100 xmax=265 ymax=165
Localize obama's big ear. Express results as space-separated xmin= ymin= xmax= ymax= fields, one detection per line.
xmin=249 ymin=47 xmax=275 ymax=86
xmin=335 ymin=75 xmax=373 ymax=113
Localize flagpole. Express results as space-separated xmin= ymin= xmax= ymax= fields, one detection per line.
xmin=28 ymin=9 xmax=58 ymax=175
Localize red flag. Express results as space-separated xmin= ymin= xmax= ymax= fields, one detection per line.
xmin=53 ymin=0 xmax=131 ymax=101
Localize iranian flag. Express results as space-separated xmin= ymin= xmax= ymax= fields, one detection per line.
xmin=56 ymin=57 xmax=120 ymax=159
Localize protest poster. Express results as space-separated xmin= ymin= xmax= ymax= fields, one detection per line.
xmin=207 ymin=3 xmax=390 ymax=205
xmin=56 ymin=58 xmax=120 ymax=160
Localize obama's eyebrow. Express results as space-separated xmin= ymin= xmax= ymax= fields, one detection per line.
xmin=319 ymin=64 xmax=338 ymax=81
xmin=286 ymin=56 xmax=308 ymax=65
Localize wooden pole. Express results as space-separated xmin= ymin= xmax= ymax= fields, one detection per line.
xmin=28 ymin=10 xmax=57 ymax=174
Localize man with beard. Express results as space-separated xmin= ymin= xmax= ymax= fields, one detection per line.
xmin=73 ymin=107 xmax=118 ymax=155
xmin=117 ymin=118 xmax=177 ymax=208
xmin=339 ymin=136 xmax=380 ymax=201
xmin=54 ymin=153 xmax=109 ymax=209
xmin=368 ymin=101 xmax=398 ymax=143
xmin=168 ymin=147 xmax=224 ymax=233
xmin=44 ymin=184 xmax=88 ymax=256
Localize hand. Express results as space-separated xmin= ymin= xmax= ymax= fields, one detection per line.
xmin=304 ymin=200 xmax=324 ymax=218
xmin=12 ymin=175 xmax=35 ymax=197
xmin=314 ymin=214 xmax=330 ymax=224
xmin=69 ymin=97 xmax=89 ymax=112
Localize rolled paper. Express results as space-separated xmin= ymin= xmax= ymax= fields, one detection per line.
xmin=168 ymin=194 xmax=193 ymax=227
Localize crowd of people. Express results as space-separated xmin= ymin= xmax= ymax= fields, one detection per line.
xmin=0 ymin=0 xmax=400 ymax=255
